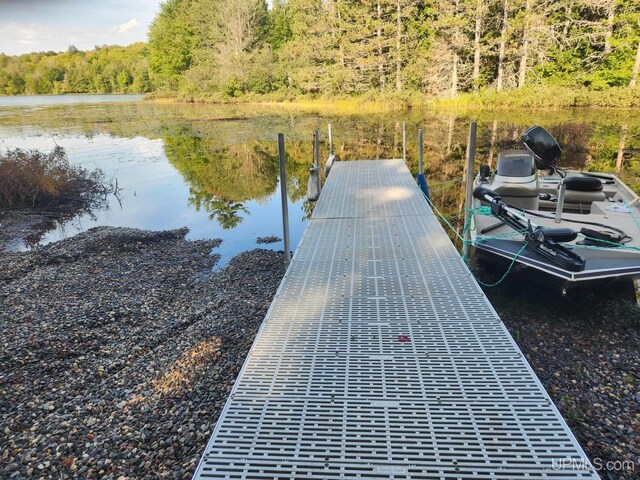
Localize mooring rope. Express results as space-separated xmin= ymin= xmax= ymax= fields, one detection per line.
xmin=419 ymin=188 xmax=525 ymax=287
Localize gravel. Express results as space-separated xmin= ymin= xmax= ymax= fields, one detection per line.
xmin=487 ymin=284 xmax=639 ymax=479
xmin=255 ymin=235 xmax=281 ymax=245
xmin=1 ymin=223 xmax=286 ymax=479
xmin=2 ymin=215 xmax=638 ymax=479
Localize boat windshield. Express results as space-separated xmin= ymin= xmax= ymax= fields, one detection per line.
xmin=497 ymin=151 xmax=536 ymax=177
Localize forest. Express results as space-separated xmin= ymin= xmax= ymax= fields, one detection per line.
xmin=0 ymin=43 xmax=153 ymax=95
xmin=1 ymin=0 xmax=639 ymax=104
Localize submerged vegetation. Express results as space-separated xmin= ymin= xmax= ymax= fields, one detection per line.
xmin=1 ymin=99 xmax=639 ymax=241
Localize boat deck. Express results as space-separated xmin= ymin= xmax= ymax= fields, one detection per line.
xmin=192 ymin=159 xmax=597 ymax=479
xmin=473 ymin=170 xmax=640 ymax=283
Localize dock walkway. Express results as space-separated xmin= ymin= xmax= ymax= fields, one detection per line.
xmin=193 ymin=159 xmax=597 ymax=479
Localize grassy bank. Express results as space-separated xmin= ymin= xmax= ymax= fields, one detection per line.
xmin=144 ymin=89 xmax=428 ymax=113
xmin=434 ymin=86 xmax=640 ymax=110
xmin=146 ymin=86 xmax=640 ymax=111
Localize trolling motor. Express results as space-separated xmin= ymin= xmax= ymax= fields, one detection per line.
xmin=473 ymin=186 xmax=586 ymax=272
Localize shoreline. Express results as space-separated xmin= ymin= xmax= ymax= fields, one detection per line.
xmin=1 ymin=220 xmax=286 ymax=479
xmin=3 ymin=90 xmax=640 ymax=115
xmin=143 ymin=85 xmax=640 ymax=111
xmin=1 ymin=217 xmax=638 ymax=479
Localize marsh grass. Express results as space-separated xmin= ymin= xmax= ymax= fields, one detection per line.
xmin=147 ymin=86 xmax=640 ymax=111
xmin=145 ymin=89 xmax=429 ymax=113
xmin=432 ymin=86 xmax=640 ymax=110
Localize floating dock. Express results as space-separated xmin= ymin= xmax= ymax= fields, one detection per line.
xmin=193 ymin=159 xmax=597 ymax=479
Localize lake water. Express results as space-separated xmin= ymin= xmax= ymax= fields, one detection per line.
xmin=1 ymin=94 xmax=639 ymax=264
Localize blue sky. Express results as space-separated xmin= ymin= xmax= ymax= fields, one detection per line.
xmin=0 ymin=0 xmax=161 ymax=55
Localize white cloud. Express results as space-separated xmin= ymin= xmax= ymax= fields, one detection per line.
xmin=0 ymin=1 xmax=159 ymax=54
xmin=116 ymin=18 xmax=139 ymax=33
xmin=17 ymin=25 xmax=38 ymax=46
xmin=0 ymin=19 xmax=147 ymax=55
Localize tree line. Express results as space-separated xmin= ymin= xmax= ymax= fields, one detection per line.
xmin=0 ymin=43 xmax=153 ymax=95
xmin=147 ymin=0 xmax=640 ymax=100
xmin=2 ymin=1 xmax=639 ymax=100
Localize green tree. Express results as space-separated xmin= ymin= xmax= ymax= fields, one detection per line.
xmin=148 ymin=0 xmax=194 ymax=89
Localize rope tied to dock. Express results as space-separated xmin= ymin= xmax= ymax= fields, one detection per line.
xmin=427 ymin=176 xmax=465 ymax=193
xmin=419 ymin=188 xmax=525 ymax=287
xmin=473 ymin=244 xmax=528 ymax=288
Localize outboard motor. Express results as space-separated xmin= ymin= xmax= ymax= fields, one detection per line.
xmin=491 ymin=150 xmax=539 ymax=210
xmin=522 ymin=126 xmax=562 ymax=172
xmin=522 ymin=125 xmax=606 ymax=211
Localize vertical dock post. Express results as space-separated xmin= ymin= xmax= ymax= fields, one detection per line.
xmin=418 ymin=128 xmax=423 ymax=173
xmin=278 ymin=133 xmax=291 ymax=264
xmin=314 ymin=129 xmax=321 ymax=194
xmin=417 ymin=128 xmax=430 ymax=200
xmin=462 ymin=121 xmax=477 ymax=260
xmin=402 ymin=121 xmax=407 ymax=161
xmin=325 ymin=124 xmax=336 ymax=176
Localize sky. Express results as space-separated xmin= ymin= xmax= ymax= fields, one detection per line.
xmin=0 ymin=0 xmax=161 ymax=55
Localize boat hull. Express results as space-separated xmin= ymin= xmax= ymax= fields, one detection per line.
xmin=474 ymin=238 xmax=640 ymax=291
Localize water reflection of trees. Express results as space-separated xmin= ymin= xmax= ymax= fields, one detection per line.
xmin=161 ymin=123 xmax=312 ymax=228
xmin=188 ymin=188 xmax=249 ymax=229
xmin=156 ymin=114 xmax=640 ymax=231
xmin=3 ymin=101 xmax=640 ymax=232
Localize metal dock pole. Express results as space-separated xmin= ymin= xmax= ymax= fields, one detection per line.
xmin=278 ymin=133 xmax=291 ymax=264
xmin=402 ymin=121 xmax=407 ymax=161
xmin=417 ymin=128 xmax=430 ymax=199
xmin=418 ymin=129 xmax=423 ymax=173
xmin=462 ymin=121 xmax=477 ymax=260
xmin=325 ymin=124 xmax=336 ymax=176
xmin=314 ymin=129 xmax=321 ymax=194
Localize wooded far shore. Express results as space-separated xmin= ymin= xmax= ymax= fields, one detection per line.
xmin=1 ymin=0 xmax=640 ymax=109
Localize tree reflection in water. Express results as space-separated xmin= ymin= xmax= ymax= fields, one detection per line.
xmin=188 ymin=189 xmax=249 ymax=229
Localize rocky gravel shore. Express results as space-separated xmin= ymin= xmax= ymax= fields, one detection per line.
xmin=255 ymin=235 xmax=281 ymax=245
xmin=488 ymin=286 xmax=640 ymax=480
xmin=1 ymin=225 xmax=285 ymax=479
xmin=1 ymin=219 xmax=638 ymax=479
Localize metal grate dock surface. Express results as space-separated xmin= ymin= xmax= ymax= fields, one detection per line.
xmin=193 ymin=160 xmax=598 ymax=479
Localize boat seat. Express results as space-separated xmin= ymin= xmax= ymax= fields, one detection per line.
xmin=560 ymin=177 xmax=605 ymax=205
xmin=563 ymin=190 xmax=606 ymax=204
xmin=493 ymin=184 xmax=539 ymax=209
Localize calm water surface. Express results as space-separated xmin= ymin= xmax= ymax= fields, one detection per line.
xmin=1 ymin=94 xmax=639 ymax=264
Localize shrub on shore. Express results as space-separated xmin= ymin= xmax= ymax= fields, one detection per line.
xmin=0 ymin=146 xmax=107 ymax=210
